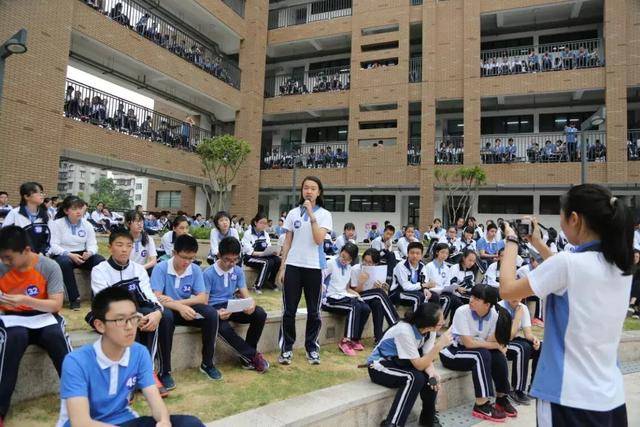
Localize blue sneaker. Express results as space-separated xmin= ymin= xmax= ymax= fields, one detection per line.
xmin=159 ymin=373 xmax=176 ymax=391
xmin=200 ymin=363 xmax=223 ymax=381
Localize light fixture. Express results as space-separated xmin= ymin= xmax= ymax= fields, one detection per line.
xmin=591 ymin=116 xmax=604 ymax=126
xmin=1 ymin=29 xmax=28 ymax=59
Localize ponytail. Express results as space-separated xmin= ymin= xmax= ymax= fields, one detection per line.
xmin=560 ymin=184 xmax=633 ymax=274
xmin=470 ymin=284 xmax=512 ymax=346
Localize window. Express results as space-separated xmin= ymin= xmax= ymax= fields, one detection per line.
xmin=358 ymin=138 xmax=397 ymax=147
xmin=79 ymin=183 xmax=85 ymax=191
xmin=308 ymin=57 xmax=350 ymax=71
xmin=135 ymin=194 xmax=142 ymax=201
xmin=539 ymin=112 xmax=594 ymax=132
xmin=361 ymin=41 xmax=399 ymax=52
xmin=539 ymin=195 xmax=561 ymax=215
xmin=360 ymin=103 xmax=398 ymax=112
xmin=361 ymin=58 xmax=398 ymax=69
xmin=310 ymin=0 xmax=352 ymax=14
xmin=136 ymin=183 xmax=143 ymax=190
xmin=156 ymin=191 xmax=182 ymax=209
xmin=446 ymin=119 xmax=464 ymax=136
xmin=359 ymin=120 xmax=397 ymax=130
xmin=306 ymin=126 xmax=348 ymax=142
xmin=349 ymin=195 xmax=396 ymax=212
xmin=361 ymin=24 xmax=399 ymax=36
xmin=481 ymin=115 xmax=533 ymax=134
xmin=324 ymin=195 xmax=346 ymax=212
xmin=481 ymin=37 xmax=534 ymax=52
xmin=478 ymin=195 xmax=533 ymax=214
xmin=538 ymin=30 xmax=599 ymax=45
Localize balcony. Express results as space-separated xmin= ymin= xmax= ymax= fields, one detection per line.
xmin=408 ymin=137 xmax=421 ymax=166
xmin=480 ymin=131 xmax=606 ymax=164
xmin=264 ymin=66 xmax=350 ymax=98
xmin=435 ymin=136 xmax=464 ymax=165
xmin=222 ymin=0 xmax=245 ymax=17
xmin=629 ymin=129 xmax=640 ymax=161
xmin=268 ymin=0 xmax=352 ymax=30
xmin=261 ymin=142 xmax=348 ymax=170
xmin=81 ymin=0 xmax=241 ymax=88
xmin=64 ymin=78 xmax=215 ymax=151
xmin=480 ymin=39 xmax=603 ymax=78
xmin=409 ymin=57 xmax=422 ymax=83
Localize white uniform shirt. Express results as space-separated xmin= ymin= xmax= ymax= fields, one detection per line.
xmin=209 ymin=228 xmax=240 ymax=258
xmin=498 ymin=300 xmax=531 ymax=332
xmin=454 ymin=239 xmax=477 ymax=253
xmin=130 ymin=235 xmax=157 ymax=265
xmin=334 ymin=234 xmax=356 ymax=253
xmin=324 ymin=257 xmax=354 ymax=300
xmin=425 ymin=260 xmax=450 ymax=294
xmin=428 ymin=228 xmax=446 ymax=241
xmin=392 ymin=260 xmax=426 ymax=292
xmin=371 ymin=235 xmax=392 ymax=252
xmin=445 ymin=263 xmax=475 ymax=295
xmin=91 ymin=259 xmax=159 ymax=307
xmin=447 ymin=304 xmax=498 ymax=347
xmin=160 ymin=231 xmax=176 ymax=254
xmin=283 ymin=206 xmax=333 ymax=269
xmin=527 ymin=243 xmax=631 ymax=410
xmin=634 ymin=229 xmax=640 ymax=251
xmin=397 ymin=236 xmax=419 ymax=258
xmin=48 ymin=218 xmax=98 ymax=256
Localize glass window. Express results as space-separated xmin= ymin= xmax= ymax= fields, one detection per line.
xmin=306 ymin=126 xmax=348 ymax=142
xmin=477 ymin=195 xmax=533 ymax=214
xmin=156 ymin=191 xmax=182 ymax=209
xmin=349 ymin=195 xmax=396 ymax=212
xmin=359 ymin=121 xmax=397 ymax=130
xmin=539 ymin=112 xmax=594 ymax=132
xmin=481 ymin=115 xmax=533 ymax=134
xmin=324 ymin=195 xmax=346 ymax=212
xmin=539 ymin=195 xmax=561 ymax=215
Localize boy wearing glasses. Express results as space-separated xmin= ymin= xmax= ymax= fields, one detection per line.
xmin=203 ymin=237 xmax=270 ymax=373
xmin=0 ymin=226 xmax=72 ymax=424
xmin=57 ymin=287 xmax=204 ymax=427
xmin=90 ymin=230 xmax=170 ymax=397
xmin=151 ymin=235 xmax=220 ymax=385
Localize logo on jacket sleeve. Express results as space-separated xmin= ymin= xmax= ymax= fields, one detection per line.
xmin=26 ymin=285 xmax=40 ymax=297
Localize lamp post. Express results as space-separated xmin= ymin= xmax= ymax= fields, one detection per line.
xmin=0 ymin=29 xmax=28 ymax=109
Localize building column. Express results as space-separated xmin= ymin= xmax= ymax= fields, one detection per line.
xmin=462 ymin=0 xmax=481 ymax=168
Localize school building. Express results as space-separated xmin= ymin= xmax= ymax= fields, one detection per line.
xmin=1 ymin=0 xmax=639 ymax=232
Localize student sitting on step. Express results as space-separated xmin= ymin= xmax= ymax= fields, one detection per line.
xmin=57 ymin=287 xmax=205 ymax=427
xmin=0 ymin=226 xmax=72 ymax=425
xmin=203 ymin=237 xmax=270 ymax=373
xmin=125 ymin=210 xmax=157 ymax=274
xmin=333 ymin=222 xmax=357 ymax=253
xmin=207 ymin=211 xmax=239 ymax=265
xmin=158 ymin=215 xmax=190 ymax=260
xmin=371 ymin=224 xmax=398 ymax=284
xmin=390 ymin=242 xmax=440 ymax=312
xmin=396 ymin=225 xmax=419 ymax=259
xmin=367 ymin=303 xmax=452 ymax=427
xmin=151 ymin=235 xmax=221 ymax=386
xmin=241 ymin=212 xmax=281 ymax=293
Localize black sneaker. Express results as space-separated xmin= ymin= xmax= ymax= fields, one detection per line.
xmin=70 ymin=299 xmax=81 ymax=311
xmin=306 ymin=350 xmax=321 ymax=365
xmin=472 ymin=401 xmax=506 ymax=423
xmin=159 ymin=373 xmax=176 ymax=391
xmin=495 ymin=395 xmax=518 ymax=417
xmin=278 ymin=351 xmax=293 ymax=365
xmin=509 ymin=390 xmax=531 ymax=405
xmin=418 ymin=410 xmax=441 ymax=426
xmin=199 ymin=363 xmax=223 ymax=381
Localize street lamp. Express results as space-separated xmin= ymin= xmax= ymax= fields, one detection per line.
xmin=0 ymin=29 xmax=28 ymax=109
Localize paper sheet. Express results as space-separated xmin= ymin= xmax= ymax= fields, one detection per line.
xmin=226 ymin=298 xmax=254 ymax=313
xmin=352 ymin=265 xmax=388 ymax=291
xmin=261 ymin=245 xmax=280 ymax=256
xmin=0 ymin=313 xmax=57 ymax=329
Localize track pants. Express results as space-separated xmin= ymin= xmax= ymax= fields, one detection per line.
xmin=53 ymin=252 xmax=105 ymax=302
xmin=243 ymin=254 xmax=281 ymax=290
xmin=368 ymin=359 xmax=437 ymax=427
xmin=506 ymin=337 xmax=541 ymax=391
xmin=120 ymin=415 xmax=205 ymax=426
xmin=390 ymin=289 xmax=440 ymax=313
xmin=0 ymin=314 xmax=73 ymax=417
xmin=279 ymin=265 xmax=323 ymax=353
xmin=216 ymin=305 xmax=267 ymax=364
xmin=322 ymin=296 xmax=371 ymax=340
xmin=440 ymin=345 xmax=510 ymax=398
xmin=536 ymin=400 xmax=627 ymax=427
xmin=439 ymin=293 xmax=467 ymax=322
xmin=137 ymin=306 xmax=169 ymax=368
xmin=157 ymin=304 xmax=219 ymax=375
xmin=360 ymin=288 xmax=399 ymax=342
xmin=526 ymin=296 xmax=544 ymax=320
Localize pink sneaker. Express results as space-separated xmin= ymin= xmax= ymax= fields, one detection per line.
xmin=350 ymin=340 xmax=364 ymax=351
xmin=532 ymin=318 xmax=545 ymax=328
xmin=338 ymin=338 xmax=357 ymax=356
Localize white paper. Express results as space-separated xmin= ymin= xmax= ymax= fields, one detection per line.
xmin=261 ymin=245 xmax=280 ymax=256
xmin=0 ymin=313 xmax=57 ymax=329
xmin=226 ymin=298 xmax=254 ymax=313
xmin=353 ymin=265 xmax=388 ymax=291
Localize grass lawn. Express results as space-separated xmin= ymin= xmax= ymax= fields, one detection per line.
xmin=6 ymin=341 xmax=372 ymax=427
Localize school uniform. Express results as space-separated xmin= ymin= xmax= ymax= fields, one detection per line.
xmin=442 ymin=263 xmax=475 ymax=320
xmin=390 ymin=260 xmax=439 ymax=312
xmin=57 ymin=339 xmax=203 ymax=427
xmin=439 ymin=305 xmax=510 ymax=398
xmin=279 ymin=205 xmax=332 ymax=355
xmin=203 ymin=263 xmax=267 ymax=364
xmin=159 ymin=231 xmax=177 ymax=258
xmin=151 ymin=260 xmax=219 ymax=376
xmin=3 ymin=206 xmax=50 ymax=254
xmin=396 ymin=236 xmax=419 ymax=259
xmin=323 ymin=232 xmax=337 ymax=256
xmin=425 ymin=260 xmax=455 ymax=318
xmin=483 ymin=261 xmax=500 ymax=288
xmin=350 ymin=264 xmax=399 ymax=342
xmin=517 ymin=264 xmax=543 ymax=320
xmin=130 ymin=234 xmax=157 ymax=268
xmin=208 ymin=228 xmax=240 ymax=263
xmin=371 ymin=236 xmax=398 ymax=284
xmin=498 ymin=301 xmax=541 ymax=393
xmin=0 ymin=203 xmax=12 ymax=225
xmin=241 ymin=226 xmax=281 ymax=290
xmin=367 ymin=322 xmax=438 ymax=426
xmin=428 ymin=228 xmax=446 ymax=241
xmin=91 ymin=258 xmax=167 ymax=362
xmin=0 ymin=254 xmax=72 ymax=418
xmin=49 ymin=217 xmax=105 ymax=303
xmin=527 ymin=241 xmax=630 ymax=425
xmin=321 ymin=258 xmax=371 ymax=341
xmin=334 ymin=234 xmax=356 ymax=253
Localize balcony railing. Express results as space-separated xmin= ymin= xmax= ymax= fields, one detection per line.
xmin=435 ymin=136 xmax=464 ymax=165
xmin=222 ymin=0 xmax=245 ymax=17
xmin=411 ymin=0 xmax=423 ymax=5
xmin=480 ymin=131 xmax=607 ymax=164
xmin=264 ymin=66 xmax=350 ymax=98
xmin=629 ymin=129 xmax=640 ymax=161
xmin=81 ymin=0 xmax=241 ymax=89
xmin=409 ymin=57 xmax=422 ymax=83
xmin=261 ymin=142 xmax=348 ymax=169
xmin=408 ymin=137 xmax=421 ymax=166
xmin=63 ymin=78 xmax=216 ymax=152
xmin=480 ymin=38 xmax=604 ymax=77
xmin=268 ymin=0 xmax=352 ymax=30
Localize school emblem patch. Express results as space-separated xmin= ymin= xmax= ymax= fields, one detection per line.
xmin=26 ymin=285 xmax=39 ymax=297
xmin=77 ymin=229 xmax=86 ymax=238
xmin=294 ymin=220 xmax=301 ymax=229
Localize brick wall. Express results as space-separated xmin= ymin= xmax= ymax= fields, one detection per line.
xmin=146 ymin=179 xmax=196 ymax=214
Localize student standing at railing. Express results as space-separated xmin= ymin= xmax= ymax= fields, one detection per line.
xmin=564 ymin=123 xmax=578 ymax=161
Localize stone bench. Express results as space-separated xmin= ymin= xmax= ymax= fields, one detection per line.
xmin=13 ymin=310 xmax=373 ymax=403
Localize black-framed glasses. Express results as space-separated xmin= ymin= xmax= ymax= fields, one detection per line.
xmin=102 ymin=313 xmax=143 ymax=328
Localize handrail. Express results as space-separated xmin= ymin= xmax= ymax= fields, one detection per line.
xmin=264 ymin=66 xmax=350 ymax=98
xmin=435 ymin=136 xmax=464 ymax=165
xmin=261 ymin=141 xmax=348 ymax=169
xmin=409 ymin=57 xmax=422 ymax=83
xmin=268 ymin=0 xmax=352 ymax=30
xmin=628 ymin=129 xmax=640 ymax=161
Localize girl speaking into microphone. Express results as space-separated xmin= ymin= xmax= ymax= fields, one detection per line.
xmin=499 ymin=184 xmax=634 ymax=426
xmin=276 ymin=176 xmax=333 ymax=365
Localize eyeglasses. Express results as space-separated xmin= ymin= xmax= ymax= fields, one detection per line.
xmin=102 ymin=313 xmax=143 ymax=328
xmin=176 ymin=253 xmax=197 ymax=262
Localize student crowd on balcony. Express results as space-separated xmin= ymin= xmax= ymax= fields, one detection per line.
xmin=261 ymin=146 xmax=348 ymax=169
xmin=435 ymin=140 xmax=464 ymax=165
xmin=276 ymin=73 xmax=350 ymax=97
xmin=481 ymin=45 xmax=602 ymax=77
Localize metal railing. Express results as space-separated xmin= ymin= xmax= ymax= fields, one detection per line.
xmin=80 ymin=0 xmax=241 ymax=88
xmin=63 ymin=78 xmax=216 ymax=151
xmin=435 ymin=136 xmax=464 ymax=165
xmin=409 ymin=57 xmax=422 ymax=83
xmin=268 ymin=0 xmax=352 ymax=29
xmin=480 ymin=38 xmax=604 ymax=77
xmin=264 ymin=66 xmax=350 ymax=98
xmin=407 ymin=137 xmax=421 ymax=165
xmin=629 ymin=129 xmax=640 ymax=161
xmin=411 ymin=0 xmax=423 ymax=5
xmin=480 ymin=131 xmax=607 ymax=164
xmin=222 ymin=0 xmax=245 ymax=17
xmin=261 ymin=142 xmax=348 ymax=169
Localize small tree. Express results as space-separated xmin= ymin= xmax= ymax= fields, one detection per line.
xmin=89 ymin=177 xmax=132 ymax=210
xmin=196 ymin=134 xmax=251 ymax=214
xmin=434 ymin=166 xmax=487 ymax=224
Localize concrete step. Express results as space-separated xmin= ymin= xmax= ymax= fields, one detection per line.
xmin=13 ymin=309 xmax=373 ymax=403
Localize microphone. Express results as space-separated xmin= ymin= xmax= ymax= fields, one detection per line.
xmin=300 ymin=196 xmax=312 ymax=216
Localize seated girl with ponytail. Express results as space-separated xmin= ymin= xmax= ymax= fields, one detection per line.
xmin=367 ymin=303 xmax=452 ymax=427
xmin=159 ymin=215 xmax=190 ymax=261
xmin=439 ymin=284 xmax=516 ymax=422
xmin=125 ymin=210 xmax=157 ymax=273
xmin=440 ymin=249 xmax=478 ymax=322
xmin=207 ymin=211 xmax=239 ymax=265
xmin=241 ymin=212 xmax=282 ymax=293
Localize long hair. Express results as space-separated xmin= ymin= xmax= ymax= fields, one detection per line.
xmin=470 ymin=284 xmax=512 ymax=346
xmin=124 ymin=210 xmax=149 ymax=246
xmin=298 ymin=176 xmax=324 ymax=207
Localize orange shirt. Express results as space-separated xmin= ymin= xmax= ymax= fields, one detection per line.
xmin=0 ymin=253 xmax=62 ymax=313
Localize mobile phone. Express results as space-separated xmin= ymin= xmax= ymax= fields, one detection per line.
xmin=428 ymin=377 xmax=438 ymax=386
xmin=193 ymin=313 xmax=204 ymax=320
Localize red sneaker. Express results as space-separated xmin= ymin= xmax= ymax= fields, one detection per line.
xmin=350 ymin=340 xmax=365 ymax=351
xmin=472 ymin=402 xmax=506 ymax=423
xmin=532 ymin=318 xmax=545 ymax=327
xmin=338 ymin=338 xmax=357 ymax=356
xmin=154 ymin=372 xmax=169 ymax=398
